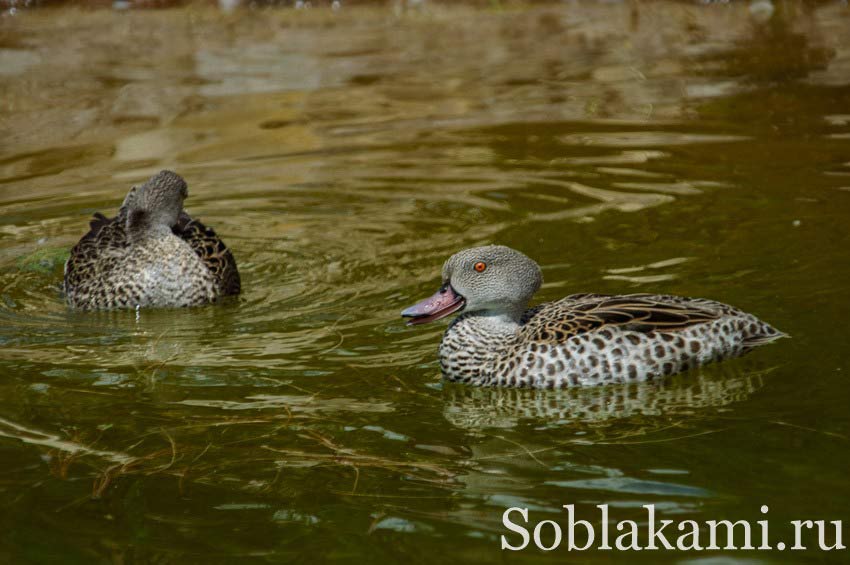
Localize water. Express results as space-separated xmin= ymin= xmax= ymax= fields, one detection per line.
xmin=1 ymin=2 xmax=849 ymax=562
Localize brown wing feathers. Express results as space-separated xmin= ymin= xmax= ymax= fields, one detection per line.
xmin=523 ymin=294 xmax=721 ymax=342
xmin=175 ymin=214 xmax=241 ymax=296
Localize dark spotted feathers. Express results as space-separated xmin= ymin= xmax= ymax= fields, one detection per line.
xmin=175 ymin=212 xmax=241 ymax=296
xmin=64 ymin=172 xmax=240 ymax=309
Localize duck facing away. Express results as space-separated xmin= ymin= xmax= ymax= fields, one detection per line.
xmin=64 ymin=170 xmax=240 ymax=310
xmin=401 ymin=245 xmax=784 ymax=388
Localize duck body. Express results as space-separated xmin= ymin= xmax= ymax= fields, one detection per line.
xmin=64 ymin=171 xmax=240 ymax=310
xmin=438 ymin=293 xmax=782 ymax=388
xmin=403 ymin=246 xmax=784 ymax=389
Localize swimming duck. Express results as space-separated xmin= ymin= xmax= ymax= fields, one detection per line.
xmin=64 ymin=170 xmax=240 ymax=310
xmin=401 ymin=245 xmax=784 ymax=388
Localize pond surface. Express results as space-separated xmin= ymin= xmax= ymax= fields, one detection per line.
xmin=1 ymin=2 xmax=849 ymax=563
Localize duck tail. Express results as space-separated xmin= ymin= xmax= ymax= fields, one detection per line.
xmin=742 ymin=322 xmax=788 ymax=351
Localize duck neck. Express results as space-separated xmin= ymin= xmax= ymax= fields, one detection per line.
xmin=472 ymin=310 xmax=522 ymax=328
xmin=439 ymin=311 xmax=521 ymax=383
xmin=124 ymin=205 xmax=178 ymax=243
xmin=127 ymin=220 xmax=173 ymax=243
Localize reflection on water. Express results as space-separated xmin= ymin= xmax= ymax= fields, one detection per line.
xmin=443 ymin=365 xmax=771 ymax=429
xmin=1 ymin=1 xmax=850 ymax=562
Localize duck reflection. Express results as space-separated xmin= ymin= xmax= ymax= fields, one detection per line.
xmin=442 ymin=364 xmax=770 ymax=429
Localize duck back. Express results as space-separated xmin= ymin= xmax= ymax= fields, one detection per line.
xmin=65 ymin=198 xmax=239 ymax=309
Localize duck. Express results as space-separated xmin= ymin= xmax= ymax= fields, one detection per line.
xmin=401 ymin=245 xmax=784 ymax=388
xmin=64 ymin=170 xmax=240 ymax=310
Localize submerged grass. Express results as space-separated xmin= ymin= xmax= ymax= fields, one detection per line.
xmin=1 ymin=400 xmax=740 ymax=503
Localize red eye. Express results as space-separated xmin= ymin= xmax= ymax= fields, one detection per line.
xmin=474 ymin=261 xmax=487 ymax=272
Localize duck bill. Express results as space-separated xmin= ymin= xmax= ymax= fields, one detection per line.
xmin=401 ymin=285 xmax=466 ymax=326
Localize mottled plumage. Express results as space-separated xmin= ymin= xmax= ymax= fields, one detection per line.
xmin=403 ymin=246 xmax=784 ymax=388
xmin=64 ymin=170 xmax=240 ymax=310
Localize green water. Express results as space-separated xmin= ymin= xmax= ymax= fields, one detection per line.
xmin=1 ymin=2 xmax=849 ymax=563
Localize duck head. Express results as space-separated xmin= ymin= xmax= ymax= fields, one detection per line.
xmin=124 ymin=170 xmax=189 ymax=234
xmin=402 ymin=245 xmax=542 ymax=325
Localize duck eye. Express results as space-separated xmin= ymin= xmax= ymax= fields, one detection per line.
xmin=473 ymin=261 xmax=487 ymax=273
